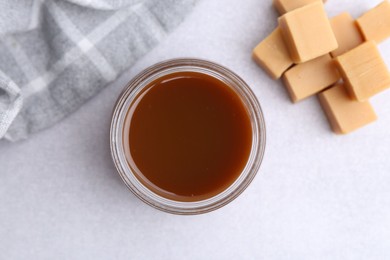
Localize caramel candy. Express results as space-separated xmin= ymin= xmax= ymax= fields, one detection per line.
xmin=278 ymin=2 xmax=338 ymax=63
xmin=318 ymin=83 xmax=377 ymax=134
xmin=356 ymin=1 xmax=390 ymax=43
xmin=273 ymin=0 xmax=326 ymax=15
xmin=283 ymin=54 xmax=340 ymax=102
xmin=330 ymin=12 xmax=363 ymax=57
xmin=252 ymin=28 xmax=294 ymax=79
xmin=335 ymin=41 xmax=390 ymax=101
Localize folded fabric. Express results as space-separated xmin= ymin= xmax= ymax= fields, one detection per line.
xmin=0 ymin=0 xmax=198 ymax=141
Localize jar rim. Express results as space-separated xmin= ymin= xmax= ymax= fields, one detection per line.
xmin=110 ymin=58 xmax=266 ymax=215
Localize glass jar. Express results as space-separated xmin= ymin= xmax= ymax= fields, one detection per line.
xmin=110 ymin=58 xmax=266 ymax=215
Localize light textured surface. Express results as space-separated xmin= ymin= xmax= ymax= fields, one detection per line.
xmin=1 ymin=0 xmax=390 ymax=259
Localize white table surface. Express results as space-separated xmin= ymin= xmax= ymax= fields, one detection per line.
xmin=1 ymin=0 xmax=390 ymax=259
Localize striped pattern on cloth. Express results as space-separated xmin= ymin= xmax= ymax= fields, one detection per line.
xmin=0 ymin=0 xmax=197 ymax=141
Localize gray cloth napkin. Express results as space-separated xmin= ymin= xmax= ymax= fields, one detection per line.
xmin=0 ymin=0 xmax=197 ymax=141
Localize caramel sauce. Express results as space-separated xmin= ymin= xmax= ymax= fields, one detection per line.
xmin=124 ymin=72 xmax=252 ymax=202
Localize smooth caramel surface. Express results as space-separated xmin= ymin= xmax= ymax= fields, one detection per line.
xmin=330 ymin=12 xmax=363 ymax=57
xmin=335 ymin=41 xmax=390 ymax=101
xmin=356 ymin=1 xmax=390 ymax=43
xmin=278 ymin=1 xmax=338 ymax=63
xmin=125 ymin=72 xmax=253 ymax=202
xmin=273 ymin=0 xmax=326 ymax=15
xmin=252 ymin=27 xmax=293 ymax=79
xmin=318 ymin=83 xmax=377 ymax=134
xmin=283 ymin=54 xmax=340 ymax=103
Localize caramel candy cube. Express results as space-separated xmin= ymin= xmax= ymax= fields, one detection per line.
xmin=318 ymin=83 xmax=377 ymax=134
xmin=356 ymin=1 xmax=390 ymax=43
xmin=330 ymin=12 xmax=364 ymax=57
xmin=252 ymin=27 xmax=294 ymax=79
xmin=283 ymin=54 xmax=340 ymax=103
xmin=278 ymin=2 xmax=338 ymax=63
xmin=335 ymin=41 xmax=390 ymax=101
xmin=273 ymin=0 xmax=326 ymax=15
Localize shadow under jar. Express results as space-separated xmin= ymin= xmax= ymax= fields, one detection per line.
xmin=110 ymin=59 xmax=266 ymax=215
